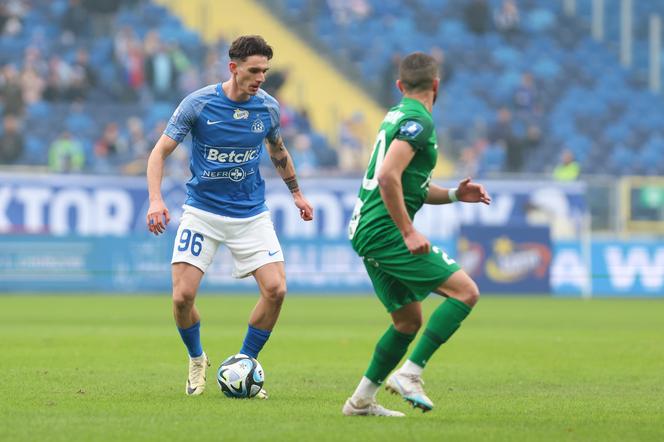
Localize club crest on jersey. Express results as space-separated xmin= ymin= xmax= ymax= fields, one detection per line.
xmin=233 ymin=109 xmax=249 ymax=120
xmin=399 ymin=121 xmax=423 ymax=139
xmin=251 ymin=118 xmax=265 ymax=133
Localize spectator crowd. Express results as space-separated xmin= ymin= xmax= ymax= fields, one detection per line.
xmin=0 ymin=0 xmax=339 ymax=177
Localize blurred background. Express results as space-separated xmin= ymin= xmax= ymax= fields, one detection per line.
xmin=0 ymin=0 xmax=662 ymax=297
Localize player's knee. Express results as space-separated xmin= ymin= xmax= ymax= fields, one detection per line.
xmin=394 ymin=317 xmax=422 ymax=335
xmin=262 ymin=281 xmax=286 ymax=305
xmin=459 ymin=280 xmax=480 ymax=307
xmin=443 ymin=274 xmax=480 ymax=307
xmin=172 ymin=286 xmax=197 ymax=311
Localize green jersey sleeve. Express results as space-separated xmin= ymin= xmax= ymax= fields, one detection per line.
xmin=394 ymin=117 xmax=434 ymax=151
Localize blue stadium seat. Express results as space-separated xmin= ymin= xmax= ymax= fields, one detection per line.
xmin=4 ymin=0 xmax=663 ymax=175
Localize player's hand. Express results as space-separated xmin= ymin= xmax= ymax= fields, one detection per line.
xmin=403 ymin=228 xmax=430 ymax=255
xmin=293 ymin=192 xmax=314 ymax=221
xmin=146 ymin=199 xmax=170 ymax=236
xmin=456 ymin=177 xmax=491 ymax=205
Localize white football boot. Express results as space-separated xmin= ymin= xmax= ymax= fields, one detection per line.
xmin=254 ymin=388 xmax=268 ymax=399
xmin=342 ymin=398 xmax=405 ymax=417
xmin=385 ymin=371 xmax=434 ymax=412
xmin=185 ymin=352 xmax=209 ymax=396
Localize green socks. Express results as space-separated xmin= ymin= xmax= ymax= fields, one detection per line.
xmin=408 ymin=298 xmax=472 ymax=368
xmin=363 ymin=298 xmax=473 ymax=384
xmin=364 ymin=325 xmax=416 ymax=384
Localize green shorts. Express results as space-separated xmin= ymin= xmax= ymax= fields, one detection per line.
xmin=361 ymin=238 xmax=461 ymax=313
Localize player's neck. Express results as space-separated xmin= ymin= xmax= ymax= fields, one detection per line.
xmin=221 ymin=80 xmax=252 ymax=103
xmin=403 ymin=92 xmax=433 ymax=113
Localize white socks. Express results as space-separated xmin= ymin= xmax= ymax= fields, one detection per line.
xmin=399 ymin=359 xmax=424 ymax=376
xmin=351 ymin=376 xmax=380 ymax=405
xmin=351 ymin=361 xmax=424 ymax=406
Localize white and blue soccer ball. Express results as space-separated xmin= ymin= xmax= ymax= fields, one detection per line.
xmin=216 ymin=353 xmax=264 ymax=398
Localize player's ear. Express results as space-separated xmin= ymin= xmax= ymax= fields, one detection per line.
xmin=396 ymin=79 xmax=404 ymax=93
xmin=229 ymin=60 xmax=238 ymax=75
xmin=432 ymin=78 xmax=440 ymax=94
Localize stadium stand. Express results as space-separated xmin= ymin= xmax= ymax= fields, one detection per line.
xmin=272 ymin=0 xmax=664 ymax=176
xmin=0 ymin=0 xmax=338 ymax=174
xmin=1 ymin=0 xmax=663 ymax=176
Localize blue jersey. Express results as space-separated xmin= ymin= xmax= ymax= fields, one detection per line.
xmin=164 ymin=83 xmax=281 ymax=218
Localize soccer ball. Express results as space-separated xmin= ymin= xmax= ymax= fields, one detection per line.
xmin=216 ymin=353 xmax=264 ymax=398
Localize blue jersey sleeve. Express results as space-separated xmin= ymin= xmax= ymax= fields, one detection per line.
xmin=164 ymin=99 xmax=196 ymax=143
xmin=164 ymin=85 xmax=216 ymax=143
xmin=262 ymin=92 xmax=281 ymax=143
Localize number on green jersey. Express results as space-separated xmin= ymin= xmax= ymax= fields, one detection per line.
xmin=361 ymin=130 xmax=387 ymax=191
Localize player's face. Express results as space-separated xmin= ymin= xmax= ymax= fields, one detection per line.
xmin=232 ymin=55 xmax=270 ymax=96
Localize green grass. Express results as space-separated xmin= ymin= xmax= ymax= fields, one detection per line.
xmin=1 ymin=295 xmax=663 ymax=442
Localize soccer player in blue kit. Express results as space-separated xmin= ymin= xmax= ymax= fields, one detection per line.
xmin=146 ymin=35 xmax=314 ymax=398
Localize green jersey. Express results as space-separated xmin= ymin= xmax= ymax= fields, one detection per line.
xmin=349 ymin=97 xmax=438 ymax=255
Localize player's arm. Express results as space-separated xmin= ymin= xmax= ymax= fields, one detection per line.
xmin=146 ymin=93 xmax=197 ymax=235
xmin=265 ymin=134 xmax=314 ymax=221
xmin=425 ymin=178 xmax=492 ymax=205
xmin=377 ymin=139 xmax=430 ymax=255
xmin=146 ymin=134 xmax=178 ymax=235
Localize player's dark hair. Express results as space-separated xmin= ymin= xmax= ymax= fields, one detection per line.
xmin=399 ymin=52 xmax=439 ymax=92
xmin=228 ymin=35 xmax=273 ymax=61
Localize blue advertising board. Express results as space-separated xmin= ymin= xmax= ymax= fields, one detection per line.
xmin=1 ymin=233 xmax=661 ymax=297
xmin=0 ymin=234 xmax=459 ymax=293
xmin=552 ymin=240 xmax=664 ymax=297
xmin=12 ymin=172 xmax=654 ymax=296
xmin=0 ymin=235 xmax=361 ymax=292
xmin=0 ymin=173 xmax=587 ymax=240
xmin=457 ymin=226 xmax=552 ymax=294
xmin=592 ymin=241 xmax=664 ymax=296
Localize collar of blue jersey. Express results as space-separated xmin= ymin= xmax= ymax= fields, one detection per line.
xmin=216 ymin=83 xmax=256 ymax=105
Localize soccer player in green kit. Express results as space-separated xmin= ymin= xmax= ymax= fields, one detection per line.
xmin=342 ymin=52 xmax=492 ymax=417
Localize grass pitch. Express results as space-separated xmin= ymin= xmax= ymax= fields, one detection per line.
xmin=0 ymin=295 xmax=662 ymax=442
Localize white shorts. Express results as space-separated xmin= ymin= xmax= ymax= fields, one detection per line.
xmin=171 ymin=205 xmax=283 ymax=278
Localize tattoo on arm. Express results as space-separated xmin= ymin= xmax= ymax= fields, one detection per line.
xmin=271 ymin=155 xmax=287 ymax=169
xmin=284 ymin=175 xmax=299 ymax=193
xmin=268 ymin=135 xmax=285 ymax=153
